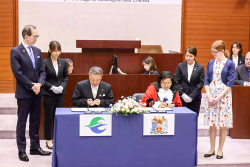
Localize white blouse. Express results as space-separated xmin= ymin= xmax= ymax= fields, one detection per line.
xmin=187 ymin=62 xmax=195 ymax=82
xmin=157 ymin=88 xmax=173 ymax=103
xmin=53 ymin=64 xmax=58 ymax=76
xmin=232 ymin=56 xmax=238 ymax=69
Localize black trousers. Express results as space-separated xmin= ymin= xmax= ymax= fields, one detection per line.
xmin=181 ymin=98 xmax=201 ymax=116
xmin=16 ymin=96 xmax=41 ymax=152
xmin=43 ymin=95 xmax=64 ymax=140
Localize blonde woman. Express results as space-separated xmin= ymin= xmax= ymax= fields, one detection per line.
xmin=204 ymin=40 xmax=235 ymax=159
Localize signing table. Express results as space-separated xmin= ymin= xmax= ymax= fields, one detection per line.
xmin=52 ymin=107 xmax=197 ymax=167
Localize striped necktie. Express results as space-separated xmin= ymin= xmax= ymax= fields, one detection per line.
xmin=28 ymin=46 xmax=35 ymax=69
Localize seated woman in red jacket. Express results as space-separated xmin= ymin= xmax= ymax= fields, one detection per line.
xmin=140 ymin=71 xmax=182 ymax=107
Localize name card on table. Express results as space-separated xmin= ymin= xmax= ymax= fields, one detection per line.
xmin=143 ymin=114 xmax=175 ymax=136
xmin=80 ymin=115 xmax=112 ymax=136
xmin=88 ymin=108 xmax=106 ymax=113
xmin=71 ymin=108 xmax=88 ymax=112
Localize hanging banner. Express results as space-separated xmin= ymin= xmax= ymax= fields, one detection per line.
xmin=19 ymin=0 xmax=182 ymax=5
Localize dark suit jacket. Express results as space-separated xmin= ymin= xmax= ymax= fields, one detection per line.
xmin=142 ymin=71 xmax=159 ymax=75
xmin=43 ymin=58 xmax=69 ymax=96
xmin=10 ymin=43 xmax=46 ymax=99
xmin=234 ymin=64 xmax=250 ymax=85
xmin=229 ymin=54 xmax=245 ymax=67
xmin=72 ymin=80 xmax=114 ymax=107
xmin=175 ymin=61 xmax=205 ymax=100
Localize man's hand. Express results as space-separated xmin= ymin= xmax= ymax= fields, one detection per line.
xmin=31 ymin=83 xmax=42 ymax=95
xmin=94 ymin=99 xmax=101 ymax=106
xmin=87 ymin=99 xmax=94 ymax=106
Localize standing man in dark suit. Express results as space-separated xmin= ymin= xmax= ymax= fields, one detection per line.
xmin=175 ymin=46 xmax=205 ymax=116
xmin=72 ymin=66 xmax=114 ymax=107
xmin=234 ymin=52 xmax=250 ymax=86
xmin=10 ymin=25 xmax=51 ymax=162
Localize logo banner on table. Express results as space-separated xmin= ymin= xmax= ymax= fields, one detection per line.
xmin=143 ymin=114 xmax=175 ymax=136
xmin=80 ymin=115 xmax=112 ymax=136
xmin=19 ymin=0 xmax=182 ymax=5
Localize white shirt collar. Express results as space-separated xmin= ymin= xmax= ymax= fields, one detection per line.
xmin=91 ymin=85 xmax=99 ymax=90
xmin=187 ymin=61 xmax=195 ymax=67
xmin=21 ymin=41 xmax=31 ymax=49
xmin=232 ymin=56 xmax=238 ymax=61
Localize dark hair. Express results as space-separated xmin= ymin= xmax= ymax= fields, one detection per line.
xmin=157 ymin=71 xmax=177 ymax=93
xmin=230 ymin=42 xmax=242 ymax=56
xmin=22 ymin=25 xmax=36 ymax=39
xmin=47 ymin=41 xmax=62 ymax=58
xmin=64 ymin=58 xmax=73 ymax=64
xmin=185 ymin=46 xmax=197 ymax=57
xmin=142 ymin=56 xmax=158 ymax=74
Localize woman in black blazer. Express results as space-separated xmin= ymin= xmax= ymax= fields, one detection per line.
xmin=175 ymin=46 xmax=205 ymax=116
xmin=229 ymin=42 xmax=245 ymax=68
xmin=43 ymin=41 xmax=69 ymax=149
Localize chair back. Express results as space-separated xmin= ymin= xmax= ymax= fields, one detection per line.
xmin=132 ymin=93 xmax=145 ymax=102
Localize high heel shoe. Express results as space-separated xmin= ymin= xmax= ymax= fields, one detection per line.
xmin=216 ymin=152 xmax=223 ymax=159
xmin=204 ymin=151 xmax=215 ymax=158
xmin=46 ymin=140 xmax=53 ymax=149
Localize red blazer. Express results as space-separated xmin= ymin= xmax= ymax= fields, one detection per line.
xmin=140 ymin=84 xmax=182 ymax=107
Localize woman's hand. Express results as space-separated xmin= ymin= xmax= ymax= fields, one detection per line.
xmin=213 ymin=95 xmax=222 ymax=105
xmin=207 ymin=95 xmax=215 ymax=107
xmin=159 ymin=102 xmax=167 ymax=108
xmin=117 ymin=68 xmax=127 ymax=75
xmin=167 ymin=103 xmax=175 ymax=108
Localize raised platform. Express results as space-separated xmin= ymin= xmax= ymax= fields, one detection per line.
xmin=0 ymin=137 xmax=249 ymax=167
xmin=0 ymin=93 xmax=249 ymax=167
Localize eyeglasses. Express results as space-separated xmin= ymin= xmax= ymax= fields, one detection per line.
xmin=161 ymin=82 xmax=172 ymax=86
xmin=31 ymin=35 xmax=40 ymax=39
xmin=211 ymin=50 xmax=221 ymax=54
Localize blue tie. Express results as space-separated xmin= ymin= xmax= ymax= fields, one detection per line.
xmin=28 ymin=46 xmax=35 ymax=69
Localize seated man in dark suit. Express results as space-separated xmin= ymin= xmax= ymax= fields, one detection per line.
xmin=72 ymin=66 xmax=114 ymax=107
xmin=234 ymin=52 xmax=250 ymax=86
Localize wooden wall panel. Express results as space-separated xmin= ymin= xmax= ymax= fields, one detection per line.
xmin=0 ymin=13 xmax=13 ymax=47
xmin=42 ymin=53 xmax=183 ymax=75
xmin=183 ymin=0 xmax=250 ymax=56
xmin=0 ymin=81 xmax=15 ymax=93
xmin=0 ymin=0 xmax=13 ymax=13
xmin=0 ymin=47 xmax=13 ymax=81
xmin=186 ymin=16 xmax=249 ymax=52
xmin=186 ymin=0 xmax=249 ymax=17
xmin=230 ymin=86 xmax=250 ymax=139
xmin=0 ymin=0 xmax=17 ymax=93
